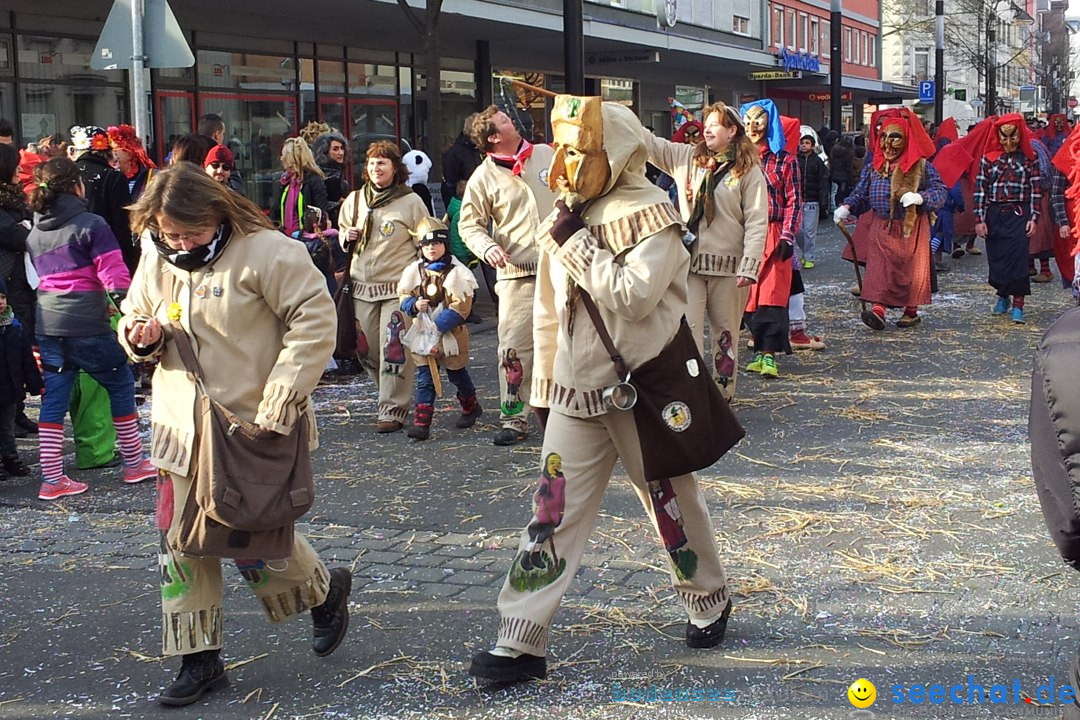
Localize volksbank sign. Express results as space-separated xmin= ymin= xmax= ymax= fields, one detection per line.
xmin=776 ymin=48 xmax=821 ymax=73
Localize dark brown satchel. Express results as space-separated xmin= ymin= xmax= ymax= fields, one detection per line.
xmin=334 ymin=197 xmax=369 ymax=360
xmin=169 ymin=323 xmax=314 ymax=559
xmin=579 ymin=292 xmax=745 ymax=482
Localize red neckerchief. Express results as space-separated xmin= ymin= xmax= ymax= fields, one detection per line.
xmin=489 ymin=139 xmax=534 ymax=176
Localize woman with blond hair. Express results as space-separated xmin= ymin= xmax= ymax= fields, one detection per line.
xmin=338 ymin=140 xmax=431 ymax=432
xmin=644 ymin=101 xmax=768 ymax=399
xmin=118 ymin=162 xmax=350 ymax=706
xmin=271 ymin=136 xmax=328 ymax=237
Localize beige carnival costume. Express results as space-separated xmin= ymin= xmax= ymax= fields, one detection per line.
xmin=469 ymin=97 xmax=733 ymax=683
xmin=459 ymin=143 xmax=558 ymax=440
xmin=338 ymin=185 xmax=431 ymax=427
xmin=644 ymin=132 xmax=768 ymax=400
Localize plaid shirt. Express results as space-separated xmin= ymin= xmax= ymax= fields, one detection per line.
xmin=974 ymin=153 xmax=1041 ymax=223
xmin=761 ymin=149 xmax=802 ymax=244
xmin=844 ymin=160 xmax=947 ymax=219
xmin=1052 ymin=168 xmax=1069 ymax=227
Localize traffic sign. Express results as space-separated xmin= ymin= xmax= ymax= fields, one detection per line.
xmin=1069 ymin=96 xmax=1079 ymax=109
xmin=918 ymin=81 xmax=935 ymax=103
xmin=92 ymin=0 xmax=193 ymax=70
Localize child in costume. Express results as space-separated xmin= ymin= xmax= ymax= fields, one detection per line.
xmin=292 ymin=206 xmax=337 ymax=295
xmin=398 ymin=217 xmax=482 ymax=440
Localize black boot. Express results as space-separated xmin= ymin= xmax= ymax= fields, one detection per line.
xmin=14 ymin=412 xmax=38 ymax=435
xmin=157 ymin=649 xmax=228 ymax=707
xmin=312 ymin=567 xmax=352 ymax=656
xmin=2 ymin=455 xmax=30 ymax=477
xmin=407 ymin=403 xmax=433 ymax=441
xmin=455 ymin=394 xmax=483 ymax=428
xmin=469 ymin=650 xmax=547 ymax=682
xmin=685 ymin=599 xmax=733 ymax=648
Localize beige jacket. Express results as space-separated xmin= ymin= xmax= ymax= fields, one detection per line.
xmin=459 ymin=146 xmax=558 ymax=280
xmin=645 ymin=134 xmax=768 ymax=280
xmin=338 ymin=189 xmax=430 ymax=301
xmin=118 ymin=229 xmax=336 ymax=477
xmin=397 ymin=257 xmax=478 ymax=372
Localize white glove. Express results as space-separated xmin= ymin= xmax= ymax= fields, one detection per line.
xmin=900 ymin=192 xmax=924 ymax=208
xmin=833 ymin=205 xmax=850 ymax=223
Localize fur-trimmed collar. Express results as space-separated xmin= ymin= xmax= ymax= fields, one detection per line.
xmin=882 ymin=158 xmax=925 ymax=238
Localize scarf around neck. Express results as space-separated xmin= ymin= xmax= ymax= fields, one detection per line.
xmin=489 ymin=139 xmax=534 ymax=176
xmin=687 ymin=148 xmax=735 ymax=232
xmin=153 ymin=222 xmax=233 ymax=271
xmin=355 ymin=182 xmax=412 ymax=255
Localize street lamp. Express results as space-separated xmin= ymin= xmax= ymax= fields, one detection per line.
xmin=986 ymin=2 xmax=1036 ymax=117
xmin=934 ymin=0 xmax=944 ymax=124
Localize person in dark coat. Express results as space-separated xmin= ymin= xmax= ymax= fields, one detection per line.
xmin=312 ymin=131 xmax=351 ymax=227
xmin=0 ymin=275 xmax=43 ymax=480
xmin=796 ymin=135 xmax=828 ymax=266
xmin=1030 ymin=307 xmax=1080 ymax=720
xmin=829 ymin=136 xmax=855 ymax=210
xmin=441 ymin=114 xmax=482 ymax=208
xmin=71 ymin=126 xmax=134 ymax=272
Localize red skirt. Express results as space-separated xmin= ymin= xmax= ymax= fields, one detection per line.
xmin=953 ymin=177 xmax=977 ymax=237
xmin=1030 ymin=194 xmax=1055 ymax=256
xmin=861 ymin=214 xmax=932 ymax=308
xmin=746 ymin=222 xmax=793 ymax=312
xmin=1054 ymin=198 xmax=1078 ymax=284
xmin=841 ymin=213 xmax=872 ymax=266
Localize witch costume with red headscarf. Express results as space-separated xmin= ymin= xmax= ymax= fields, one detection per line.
xmin=973 ymin=113 xmax=1042 ymax=324
xmin=837 ymin=108 xmax=946 ymax=330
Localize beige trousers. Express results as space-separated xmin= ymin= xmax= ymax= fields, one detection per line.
xmin=158 ymin=472 xmax=330 ymax=656
xmin=686 ymin=273 xmax=750 ymax=401
xmin=494 ymin=277 xmax=535 ymax=431
xmin=354 ymin=297 xmax=415 ymax=423
xmin=493 ymin=409 xmax=731 ymax=656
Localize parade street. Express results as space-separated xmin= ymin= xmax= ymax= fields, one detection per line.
xmin=0 ymin=223 xmax=1075 ymax=720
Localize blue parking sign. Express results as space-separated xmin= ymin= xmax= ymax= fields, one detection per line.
xmin=919 ymin=81 xmax=935 ymax=103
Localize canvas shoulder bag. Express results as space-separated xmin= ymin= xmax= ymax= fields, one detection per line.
xmin=578 ymin=292 xmax=745 ymax=481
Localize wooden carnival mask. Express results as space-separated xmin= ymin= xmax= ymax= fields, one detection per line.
xmin=998 ymin=123 xmax=1020 ymax=153
xmin=880 ymin=122 xmax=907 ymax=162
xmin=743 ymin=105 xmax=768 ymax=145
xmin=549 ymin=95 xmax=610 ymax=203
xmin=1055 ymin=116 xmax=1067 ymax=132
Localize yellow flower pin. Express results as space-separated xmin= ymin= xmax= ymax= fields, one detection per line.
xmin=167 ymin=302 xmax=182 ymax=322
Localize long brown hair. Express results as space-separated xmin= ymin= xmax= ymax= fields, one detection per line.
xmin=694 ymin=102 xmax=759 ymax=180
xmin=29 ymin=157 xmax=82 ymax=214
xmin=128 ymin=162 xmax=273 ymax=236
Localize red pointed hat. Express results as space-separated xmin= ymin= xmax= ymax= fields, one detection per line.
xmin=871 ymin=107 xmax=935 ymax=174
xmin=780 ymin=116 xmax=802 ymax=154
xmin=982 ymin=113 xmax=1035 ymax=163
xmin=933 ymin=118 xmax=959 ymax=144
xmin=932 ymin=116 xmax=998 ymax=188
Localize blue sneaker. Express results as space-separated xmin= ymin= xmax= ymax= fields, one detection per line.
xmin=1011 ymin=307 xmax=1025 ymax=324
xmin=993 ymin=296 xmax=1010 ymax=315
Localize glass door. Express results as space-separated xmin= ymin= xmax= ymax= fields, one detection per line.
xmin=155 ymin=91 xmax=194 ymax=164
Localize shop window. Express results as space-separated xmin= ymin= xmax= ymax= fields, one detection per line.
xmin=348 ymin=63 xmax=397 ymax=96
xmin=0 ymin=35 xmax=11 ymax=75
xmin=0 ymin=82 xmax=14 ymax=142
xmin=200 ymin=94 xmax=297 ymax=211
xmin=17 ymin=35 xmax=115 ymax=84
xmin=20 ymin=82 xmax=126 ymax=146
xmin=197 ymin=50 xmax=296 ymax=92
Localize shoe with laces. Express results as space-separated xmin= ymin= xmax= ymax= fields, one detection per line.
xmin=1011 ymin=307 xmax=1025 ymax=324
xmin=789 ymin=329 xmax=826 ymax=350
xmin=122 ymin=457 xmax=158 ymax=484
xmin=993 ymin=296 xmax=1011 ymax=315
xmin=38 ymin=476 xmax=89 ymax=501
xmin=760 ymin=354 xmax=779 ymax=378
xmin=745 ymin=353 xmax=764 ymax=373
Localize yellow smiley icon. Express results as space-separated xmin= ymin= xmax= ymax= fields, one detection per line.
xmin=847 ymin=678 xmax=876 ymax=709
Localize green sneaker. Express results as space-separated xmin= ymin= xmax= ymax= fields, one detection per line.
xmin=760 ymin=354 xmax=779 ymax=378
xmin=801 ymin=259 xmax=815 ymax=269
xmin=746 ymin=353 xmax=764 ymax=373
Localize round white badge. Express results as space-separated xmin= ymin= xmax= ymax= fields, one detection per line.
xmin=379 ymin=220 xmax=395 ymax=237
xmin=538 ymin=168 xmax=550 ymax=186
xmin=662 ymin=402 xmax=692 ymax=432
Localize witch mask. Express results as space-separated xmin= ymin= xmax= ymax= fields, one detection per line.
xmin=881 ymin=123 xmax=907 ymax=163
xmin=743 ymin=105 xmax=768 ymax=145
xmin=998 ymin=123 xmax=1020 ymax=153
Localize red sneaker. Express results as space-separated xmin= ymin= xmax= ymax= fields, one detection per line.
xmin=790 ymin=329 xmax=827 ymax=350
xmin=123 ymin=457 xmax=158 ymax=484
xmin=38 ymin=476 xmax=89 ymax=501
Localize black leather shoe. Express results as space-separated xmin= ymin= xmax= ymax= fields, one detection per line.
xmin=493 ymin=428 xmax=527 ymax=446
xmin=312 ymin=567 xmax=352 ymax=656
xmin=685 ymin=599 xmax=733 ymax=649
xmin=2 ymin=455 xmax=31 ymax=476
xmin=157 ymin=649 xmax=228 ymax=706
xmin=469 ymin=650 xmax=547 ymax=682
xmin=14 ymin=414 xmax=38 ymax=435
